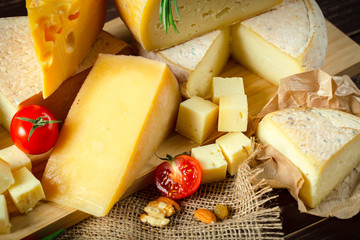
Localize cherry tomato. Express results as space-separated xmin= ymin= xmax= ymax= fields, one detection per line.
xmin=154 ymin=153 xmax=202 ymax=199
xmin=10 ymin=105 xmax=61 ymax=155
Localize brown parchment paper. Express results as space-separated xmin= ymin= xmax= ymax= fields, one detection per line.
xmin=249 ymin=69 xmax=360 ymax=219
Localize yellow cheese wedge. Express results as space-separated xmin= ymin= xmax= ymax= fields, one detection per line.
xmin=8 ymin=167 xmax=45 ymax=214
xmin=0 ymin=16 xmax=133 ymax=130
xmin=137 ymin=28 xmax=230 ymax=99
xmin=256 ymin=108 xmax=360 ymax=208
xmin=114 ymin=0 xmax=282 ymax=51
xmin=26 ymin=0 xmax=107 ymax=98
xmin=232 ymin=0 xmax=327 ymax=85
xmin=0 ymin=145 xmax=31 ymax=172
xmin=0 ymin=159 xmax=14 ymax=194
xmin=42 ymin=55 xmax=181 ymax=217
xmin=0 ymin=195 xmax=10 ymax=234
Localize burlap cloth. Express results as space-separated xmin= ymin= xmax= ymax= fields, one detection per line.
xmin=57 ymin=163 xmax=283 ymax=239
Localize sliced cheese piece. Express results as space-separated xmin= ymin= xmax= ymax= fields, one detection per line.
xmin=137 ymin=28 xmax=230 ymax=99
xmin=216 ymin=132 xmax=251 ymax=176
xmin=256 ymin=108 xmax=360 ymax=208
xmin=0 ymin=195 xmax=10 ymax=234
xmin=232 ymin=0 xmax=327 ymax=85
xmin=0 ymin=16 xmax=133 ymax=130
xmin=114 ymin=0 xmax=282 ymax=51
xmin=42 ymin=55 xmax=181 ymax=217
xmin=26 ymin=0 xmax=107 ymax=98
xmin=211 ymin=77 xmax=245 ymax=104
xmin=0 ymin=159 xmax=14 ymax=194
xmin=218 ymin=94 xmax=248 ymax=132
xmin=176 ymin=96 xmax=218 ymax=144
xmin=8 ymin=167 xmax=45 ymax=214
xmin=191 ymin=144 xmax=227 ymax=184
xmin=0 ymin=145 xmax=31 ymax=172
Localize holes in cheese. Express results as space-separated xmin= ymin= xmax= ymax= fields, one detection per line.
xmin=42 ymin=55 xmax=181 ymax=217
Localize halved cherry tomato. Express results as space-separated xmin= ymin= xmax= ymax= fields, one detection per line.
xmin=10 ymin=105 xmax=61 ymax=155
xmin=154 ymin=153 xmax=202 ymax=199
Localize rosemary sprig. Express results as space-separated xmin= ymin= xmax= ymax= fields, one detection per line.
xmin=159 ymin=0 xmax=181 ymax=34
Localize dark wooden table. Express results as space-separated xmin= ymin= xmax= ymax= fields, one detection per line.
xmin=1 ymin=1 xmax=360 ymax=239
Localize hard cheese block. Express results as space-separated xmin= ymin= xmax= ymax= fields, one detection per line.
xmin=137 ymin=28 xmax=230 ymax=99
xmin=26 ymin=0 xmax=107 ymax=98
xmin=0 ymin=16 xmax=133 ymax=130
xmin=0 ymin=195 xmax=10 ymax=234
xmin=232 ymin=0 xmax=327 ymax=85
xmin=256 ymin=108 xmax=360 ymax=208
xmin=114 ymin=0 xmax=282 ymax=51
xmin=0 ymin=145 xmax=31 ymax=172
xmin=218 ymin=94 xmax=248 ymax=132
xmin=211 ymin=77 xmax=245 ymax=104
xmin=0 ymin=160 xmax=14 ymax=194
xmin=42 ymin=55 xmax=181 ymax=217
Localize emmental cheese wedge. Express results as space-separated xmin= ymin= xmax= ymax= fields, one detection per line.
xmin=0 ymin=16 xmax=133 ymax=130
xmin=26 ymin=0 xmax=107 ymax=98
xmin=42 ymin=55 xmax=181 ymax=217
xmin=114 ymin=0 xmax=283 ymax=51
xmin=137 ymin=28 xmax=230 ymax=99
xmin=256 ymin=108 xmax=360 ymax=208
xmin=232 ymin=0 xmax=327 ymax=85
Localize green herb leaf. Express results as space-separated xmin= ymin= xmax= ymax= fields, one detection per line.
xmin=159 ymin=0 xmax=181 ymax=34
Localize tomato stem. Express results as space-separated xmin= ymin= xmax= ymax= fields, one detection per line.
xmin=155 ymin=152 xmax=190 ymax=163
xmin=16 ymin=116 xmax=61 ymax=141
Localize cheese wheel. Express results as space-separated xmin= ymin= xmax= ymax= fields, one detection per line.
xmin=232 ymin=0 xmax=327 ymax=85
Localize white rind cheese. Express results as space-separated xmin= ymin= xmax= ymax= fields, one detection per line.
xmin=232 ymin=0 xmax=327 ymax=85
xmin=256 ymin=108 xmax=360 ymax=208
xmin=137 ymin=28 xmax=230 ymax=99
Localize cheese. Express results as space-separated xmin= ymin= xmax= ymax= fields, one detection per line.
xmin=8 ymin=167 xmax=45 ymax=214
xmin=191 ymin=144 xmax=227 ymax=184
xmin=0 ymin=159 xmax=14 ymax=194
xmin=114 ymin=0 xmax=282 ymax=51
xmin=218 ymin=94 xmax=248 ymax=132
xmin=211 ymin=77 xmax=245 ymax=104
xmin=137 ymin=28 xmax=230 ymax=99
xmin=231 ymin=0 xmax=327 ymax=85
xmin=0 ymin=16 xmax=133 ymax=130
xmin=0 ymin=195 xmax=10 ymax=234
xmin=0 ymin=145 xmax=31 ymax=172
xmin=176 ymin=96 xmax=218 ymax=144
xmin=26 ymin=0 xmax=107 ymax=98
xmin=256 ymin=108 xmax=360 ymax=208
xmin=216 ymin=132 xmax=251 ymax=176
xmin=42 ymin=55 xmax=181 ymax=217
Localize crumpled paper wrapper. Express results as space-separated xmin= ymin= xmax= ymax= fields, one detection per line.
xmin=249 ymin=69 xmax=360 ymax=219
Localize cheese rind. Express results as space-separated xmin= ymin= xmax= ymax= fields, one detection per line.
xmin=256 ymin=108 xmax=360 ymax=208
xmin=138 ymin=28 xmax=230 ymax=99
xmin=231 ymin=0 xmax=327 ymax=85
xmin=42 ymin=55 xmax=181 ymax=217
xmin=26 ymin=0 xmax=107 ymax=98
xmin=0 ymin=145 xmax=31 ymax=172
xmin=8 ymin=167 xmax=45 ymax=214
xmin=114 ymin=0 xmax=282 ymax=51
xmin=0 ymin=195 xmax=10 ymax=234
xmin=191 ymin=144 xmax=227 ymax=184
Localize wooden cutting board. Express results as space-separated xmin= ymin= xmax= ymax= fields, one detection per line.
xmin=1 ymin=18 xmax=360 ymax=240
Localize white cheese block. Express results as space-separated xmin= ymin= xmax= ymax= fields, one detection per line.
xmin=137 ymin=28 xmax=230 ymax=99
xmin=232 ymin=0 xmax=327 ymax=85
xmin=114 ymin=0 xmax=282 ymax=51
xmin=211 ymin=77 xmax=245 ymax=104
xmin=0 ymin=145 xmax=31 ymax=172
xmin=218 ymin=94 xmax=248 ymax=132
xmin=0 ymin=195 xmax=10 ymax=234
xmin=216 ymin=132 xmax=251 ymax=176
xmin=256 ymin=108 xmax=360 ymax=208
xmin=191 ymin=144 xmax=227 ymax=184
xmin=176 ymin=96 xmax=218 ymax=144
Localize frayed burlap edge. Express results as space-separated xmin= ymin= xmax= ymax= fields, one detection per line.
xmin=57 ymin=163 xmax=283 ymax=240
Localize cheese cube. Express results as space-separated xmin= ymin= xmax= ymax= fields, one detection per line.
xmin=191 ymin=144 xmax=227 ymax=184
xmin=42 ymin=55 xmax=181 ymax=217
xmin=216 ymin=132 xmax=251 ymax=175
xmin=8 ymin=167 xmax=45 ymax=214
xmin=0 ymin=145 xmax=31 ymax=172
xmin=218 ymin=94 xmax=248 ymax=132
xmin=176 ymin=96 xmax=218 ymax=144
xmin=0 ymin=195 xmax=10 ymax=234
xmin=211 ymin=77 xmax=245 ymax=104
xmin=257 ymin=108 xmax=360 ymax=208
xmin=0 ymin=159 xmax=14 ymax=194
